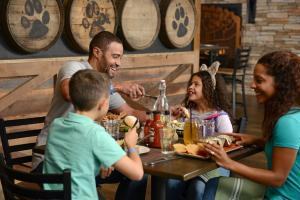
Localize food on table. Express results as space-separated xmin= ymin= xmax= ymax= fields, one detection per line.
xmin=173 ymin=135 xmax=237 ymax=157
xmin=123 ymin=115 xmax=140 ymax=129
xmin=102 ymin=111 xmax=127 ymax=121
xmin=173 ymin=143 xmax=186 ymax=153
xmin=186 ymin=144 xmax=200 ymax=155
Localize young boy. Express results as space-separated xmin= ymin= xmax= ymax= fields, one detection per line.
xmin=43 ymin=69 xmax=143 ymax=199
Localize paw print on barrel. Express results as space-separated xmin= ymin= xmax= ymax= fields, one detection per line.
xmin=82 ymin=1 xmax=111 ymax=38
xmin=21 ymin=0 xmax=50 ymax=38
xmin=172 ymin=3 xmax=189 ymax=37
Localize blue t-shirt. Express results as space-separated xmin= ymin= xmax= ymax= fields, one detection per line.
xmin=43 ymin=112 xmax=126 ymax=200
xmin=265 ymin=108 xmax=300 ymax=200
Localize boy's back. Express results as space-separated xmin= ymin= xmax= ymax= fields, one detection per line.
xmin=43 ymin=112 xmax=125 ymax=199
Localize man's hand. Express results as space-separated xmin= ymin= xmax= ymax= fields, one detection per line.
xmin=114 ymin=82 xmax=145 ymax=100
xmin=100 ymin=167 xmax=114 ymax=178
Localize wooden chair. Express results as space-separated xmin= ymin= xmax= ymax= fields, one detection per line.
xmin=0 ymin=153 xmax=71 ymax=200
xmin=236 ymin=116 xmax=247 ymax=133
xmin=218 ymin=47 xmax=251 ymax=120
xmin=0 ymin=116 xmax=45 ymax=170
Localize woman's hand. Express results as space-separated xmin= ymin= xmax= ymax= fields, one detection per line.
xmin=204 ymin=143 xmax=233 ymax=169
xmin=225 ymin=133 xmax=262 ymax=146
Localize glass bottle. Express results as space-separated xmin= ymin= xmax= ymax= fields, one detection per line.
xmin=153 ymin=80 xmax=169 ymax=114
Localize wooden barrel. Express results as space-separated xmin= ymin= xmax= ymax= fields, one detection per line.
xmin=160 ymin=0 xmax=196 ymax=48
xmin=116 ymin=0 xmax=160 ymax=50
xmin=64 ymin=0 xmax=117 ymax=53
xmin=1 ymin=0 xmax=64 ymax=53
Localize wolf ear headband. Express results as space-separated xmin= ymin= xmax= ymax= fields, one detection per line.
xmin=200 ymin=61 xmax=220 ymax=89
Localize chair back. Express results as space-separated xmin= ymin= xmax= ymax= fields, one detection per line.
xmin=0 ymin=116 xmax=45 ymax=168
xmin=236 ymin=117 xmax=247 ymax=133
xmin=0 ymin=153 xmax=71 ymax=200
xmin=234 ymin=47 xmax=251 ymax=71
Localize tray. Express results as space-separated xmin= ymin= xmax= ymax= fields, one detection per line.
xmin=176 ymin=144 xmax=243 ymax=160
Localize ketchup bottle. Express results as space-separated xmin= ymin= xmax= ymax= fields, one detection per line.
xmin=149 ymin=111 xmax=163 ymax=148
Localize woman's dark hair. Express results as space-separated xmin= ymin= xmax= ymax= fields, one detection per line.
xmin=184 ymin=71 xmax=231 ymax=117
xmin=257 ymin=51 xmax=300 ymax=137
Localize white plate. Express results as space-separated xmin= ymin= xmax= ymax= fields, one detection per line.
xmin=136 ymin=145 xmax=150 ymax=155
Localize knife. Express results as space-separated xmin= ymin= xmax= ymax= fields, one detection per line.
xmin=144 ymin=156 xmax=181 ymax=166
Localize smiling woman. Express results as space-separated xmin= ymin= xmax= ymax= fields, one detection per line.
xmin=203 ymin=51 xmax=300 ymax=200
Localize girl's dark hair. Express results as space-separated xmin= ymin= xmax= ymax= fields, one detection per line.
xmin=257 ymin=51 xmax=300 ymax=137
xmin=184 ymin=71 xmax=231 ymax=117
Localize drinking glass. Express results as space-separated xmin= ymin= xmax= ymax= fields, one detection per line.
xmin=183 ymin=118 xmax=200 ymax=144
xmin=202 ymin=119 xmax=215 ymax=138
xmin=160 ymin=127 xmax=175 ymax=154
xmin=103 ymin=119 xmax=120 ymax=139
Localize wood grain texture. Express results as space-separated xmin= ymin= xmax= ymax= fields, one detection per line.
xmin=64 ymin=0 xmax=117 ymax=52
xmin=2 ymin=0 xmax=64 ymax=53
xmin=116 ymin=0 xmax=160 ymax=50
xmin=160 ymin=0 xmax=196 ymax=48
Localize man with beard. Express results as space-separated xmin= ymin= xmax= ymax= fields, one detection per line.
xmin=32 ymin=31 xmax=148 ymax=199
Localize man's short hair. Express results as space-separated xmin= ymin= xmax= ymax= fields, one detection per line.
xmin=89 ymin=31 xmax=122 ymax=57
xmin=69 ymin=69 xmax=109 ymax=111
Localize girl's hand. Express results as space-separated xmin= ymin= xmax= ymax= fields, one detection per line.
xmin=204 ymin=143 xmax=233 ymax=169
xmin=170 ymin=105 xmax=186 ymax=119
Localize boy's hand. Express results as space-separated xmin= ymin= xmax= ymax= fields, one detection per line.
xmin=100 ymin=167 xmax=114 ymax=178
xmin=124 ymin=127 xmax=138 ymax=148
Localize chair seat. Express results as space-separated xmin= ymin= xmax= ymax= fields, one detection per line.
xmin=218 ymin=68 xmax=244 ymax=76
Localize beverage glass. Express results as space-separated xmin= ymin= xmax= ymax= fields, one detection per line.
xmin=103 ymin=120 xmax=120 ymax=139
xmin=202 ymin=119 xmax=215 ymax=138
xmin=183 ymin=118 xmax=200 ymax=144
xmin=160 ymin=127 xmax=175 ymax=154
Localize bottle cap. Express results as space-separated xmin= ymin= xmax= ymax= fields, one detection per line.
xmin=164 ymin=110 xmax=170 ymax=115
xmin=153 ymin=111 xmax=161 ymax=115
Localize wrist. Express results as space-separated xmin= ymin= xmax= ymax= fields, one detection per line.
xmin=127 ymin=147 xmax=138 ymax=154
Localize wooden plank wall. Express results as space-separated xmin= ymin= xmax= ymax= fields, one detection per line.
xmin=0 ymin=0 xmax=201 ymax=119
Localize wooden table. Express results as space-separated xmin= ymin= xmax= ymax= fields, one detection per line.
xmin=141 ymin=146 xmax=262 ymax=200
xmin=34 ymin=145 xmax=262 ymax=200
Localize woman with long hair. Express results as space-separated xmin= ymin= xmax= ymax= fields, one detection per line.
xmin=204 ymin=51 xmax=300 ymax=199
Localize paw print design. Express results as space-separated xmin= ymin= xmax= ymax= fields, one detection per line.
xmin=82 ymin=1 xmax=111 ymax=38
xmin=21 ymin=0 xmax=50 ymax=39
xmin=172 ymin=3 xmax=189 ymax=38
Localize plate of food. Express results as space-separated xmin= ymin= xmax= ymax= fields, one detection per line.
xmin=136 ymin=145 xmax=150 ymax=155
xmin=173 ymin=135 xmax=243 ymax=159
xmin=116 ymin=140 xmax=150 ymax=155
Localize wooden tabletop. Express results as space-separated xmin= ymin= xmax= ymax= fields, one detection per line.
xmin=33 ymin=144 xmax=262 ymax=182
xmin=142 ymin=146 xmax=262 ymax=181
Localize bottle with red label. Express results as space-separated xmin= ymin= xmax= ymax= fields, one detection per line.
xmin=143 ymin=111 xmax=153 ymax=146
xmin=149 ymin=111 xmax=163 ymax=148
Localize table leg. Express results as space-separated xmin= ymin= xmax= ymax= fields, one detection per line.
xmin=151 ymin=176 xmax=167 ymax=200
